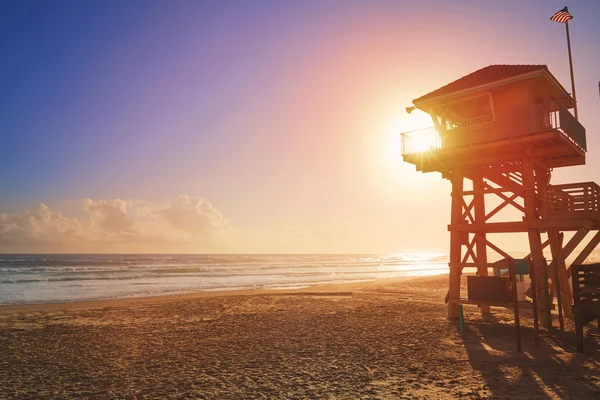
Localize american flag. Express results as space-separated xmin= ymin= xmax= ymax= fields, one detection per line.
xmin=550 ymin=7 xmax=573 ymax=23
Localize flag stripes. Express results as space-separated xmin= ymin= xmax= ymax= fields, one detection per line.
xmin=551 ymin=7 xmax=573 ymax=23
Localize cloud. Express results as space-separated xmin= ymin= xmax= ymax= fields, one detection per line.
xmin=154 ymin=195 xmax=228 ymax=236
xmin=0 ymin=203 xmax=81 ymax=245
xmin=83 ymin=198 xmax=134 ymax=234
xmin=0 ymin=196 xmax=233 ymax=252
xmin=0 ymin=196 xmax=361 ymax=253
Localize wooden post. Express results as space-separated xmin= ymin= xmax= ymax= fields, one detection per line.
xmin=473 ymin=173 xmax=490 ymax=314
xmin=458 ymin=305 xmax=465 ymax=337
xmin=448 ymin=169 xmax=464 ymax=319
xmin=529 ymin=258 xmax=540 ymax=347
xmin=569 ymin=231 xmax=600 ymax=276
xmin=542 ymin=256 xmax=553 ymax=336
xmin=509 ymin=259 xmax=522 ymax=352
xmin=572 ymin=266 xmax=583 ymax=353
xmin=548 ymin=229 xmax=576 ymax=325
xmin=549 ymin=228 xmax=587 ymax=318
xmin=522 ymin=159 xmax=550 ymax=328
xmin=548 ymin=230 xmax=565 ymax=331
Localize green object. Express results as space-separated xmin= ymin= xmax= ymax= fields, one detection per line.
xmin=493 ymin=258 xmax=529 ymax=275
xmin=458 ymin=304 xmax=465 ymax=337
xmin=514 ymin=259 xmax=529 ymax=275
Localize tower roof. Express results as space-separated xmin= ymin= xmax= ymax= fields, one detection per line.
xmin=412 ymin=64 xmax=568 ymax=106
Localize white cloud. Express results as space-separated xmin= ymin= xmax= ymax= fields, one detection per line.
xmin=83 ymin=198 xmax=134 ymax=234
xmin=0 ymin=197 xmax=365 ymax=253
xmin=0 ymin=196 xmax=233 ymax=252
xmin=0 ymin=204 xmax=81 ymax=246
xmin=154 ymin=195 xmax=228 ymax=235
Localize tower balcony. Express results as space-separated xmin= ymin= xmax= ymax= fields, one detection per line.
xmin=401 ymin=101 xmax=586 ymax=172
xmin=546 ymin=182 xmax=600 ymax=224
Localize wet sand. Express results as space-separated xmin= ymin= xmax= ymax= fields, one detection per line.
xmin=1 ymin=275 xmax=599 ymax=399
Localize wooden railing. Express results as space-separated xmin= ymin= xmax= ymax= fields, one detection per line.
xmin=547 ymin=182 xmax=600 ymax=222
xmin=571 ymin=263 xmax=600 ymax=353
xmin=400 ymin=101 xmax=586 ymax=156
xmin=536 ymin=101 xmax=586 ymax=151
xmin=400 ymin=126 xmax=441 ymax=155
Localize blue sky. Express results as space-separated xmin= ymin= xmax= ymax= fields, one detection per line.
xmin=1 ymin=0 xmax=599 ymax=253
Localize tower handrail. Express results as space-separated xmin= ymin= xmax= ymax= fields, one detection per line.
xmin=401 ymin=101 xmax=586 ymax=156
xmin=536 ymin=101 xmax=586 ymax=151
xmin=547 ymin=182 xmax=600 ymax=222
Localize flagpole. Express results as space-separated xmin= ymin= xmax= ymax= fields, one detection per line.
xmin=565 ymin=20 xmax=578 ymax=120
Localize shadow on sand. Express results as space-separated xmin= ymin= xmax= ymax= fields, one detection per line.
xmin=453 ymin=314 xmax=600 ymax=399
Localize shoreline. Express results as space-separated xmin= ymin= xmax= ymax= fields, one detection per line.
xmin=0 ymin=274 xmax=432 ymax=315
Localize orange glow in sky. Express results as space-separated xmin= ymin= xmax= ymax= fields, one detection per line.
xmin=1 ymin=1 xmax=600 ymax=254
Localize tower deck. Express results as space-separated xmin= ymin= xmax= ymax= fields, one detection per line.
xmin=401 ymin=101 xmax=586 ymax=173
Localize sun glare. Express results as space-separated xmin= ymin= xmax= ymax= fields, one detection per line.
xmin=381 ymin=110 xmax=436 ymax=165
xmin=376 ymin=109 xmax=436 ymax=178
xmin=411 ymin=132 xmax=436 ymax=152
xmin=400 ymin=112 xmax=433 ymax=133
xmin=399 ymin=112 xmax=439 ymax=154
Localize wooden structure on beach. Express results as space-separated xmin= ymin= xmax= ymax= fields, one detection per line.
xmin=572 ymin=263 xmax=600 ymax=353
xmin=401 ymin=65 xmax=598 ymax=326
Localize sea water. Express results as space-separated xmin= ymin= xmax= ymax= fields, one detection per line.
xmin=0 ymin=253 xmax=449 ymax=304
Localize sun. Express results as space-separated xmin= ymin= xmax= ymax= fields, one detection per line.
xmin=398 ymin=111 xmax=439 ymax=154
xmin=410 ymin=129 xmax=438 ymax=152
xmin=378 ymin=110 xmax=433 ymax=168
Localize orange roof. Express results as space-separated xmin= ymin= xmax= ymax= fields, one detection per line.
xmin=413 ymin=65 xmax=548 ymax=104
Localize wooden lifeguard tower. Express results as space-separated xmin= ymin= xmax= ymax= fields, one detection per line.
xmin=401 ymin=65 xmax=599 ymax=327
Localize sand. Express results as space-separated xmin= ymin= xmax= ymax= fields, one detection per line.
xmin=1 ymin=275 xmax=599 ymax=399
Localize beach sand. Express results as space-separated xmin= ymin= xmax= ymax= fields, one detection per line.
xmin=1 ymin=275 xmax=599 ymax=399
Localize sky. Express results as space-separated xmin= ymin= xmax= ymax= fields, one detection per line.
xmin=1 ymin=0 xmax=599 ymax=254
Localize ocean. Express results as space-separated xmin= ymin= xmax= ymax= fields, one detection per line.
xmin=0 ymin=253 xmax=449 ymax=305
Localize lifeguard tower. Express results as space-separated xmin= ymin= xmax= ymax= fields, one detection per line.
xmin=401 ymin=65 xmax=599 ymax=327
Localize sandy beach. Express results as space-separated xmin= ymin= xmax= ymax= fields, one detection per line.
xmin=1 ymin=275 xmax=599 ymax=399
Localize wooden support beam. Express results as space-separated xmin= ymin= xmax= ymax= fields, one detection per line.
xmin=523 ymin=237 xmax=551 ymax=260
xmin=509 ymin=259 xmax=522 ymax=352
xmin=544 ymin=228 xmax=587 ymax=321
xmin=449 ymin=219 xmax=595 ymax=233
xmin=460 ymin=186 xmax=523 ymax=196
xmin=482 ymin=237 xmax=512 ymax=260
xmin=461 ymin=198 xmax=475 ymax=224
xmin=537 ymin=168 xmax=551 ymax=220
xmin=448 ymin=168 xmax=464 ymax=320
xmin=568 ymin=230 xmax=600 ymax=274
xmin=529 ymin=258 xmax=541 ymax=347
xmin=546 ymin=228 xmax=588 ymax=277
xmin=485 ymin=175 xmax=528 ymax=202
xmin=523 ymin=158 xmax=550 ymax=329
xmin=485 ymin=193 xmax=520 ymax=221
xmin=474 ymin=174 xmax=490 ymax=314
xmin=532 ymin=144 xmax=582 ymax=158
xmin=460 ymin=262 xmax=498 ymax=268
xmin=483 ymin=181 xmax=527 ymax=212
xmin=492 ymin=190 xmax=526 ymax=214
xmin=450 ymin=221 xmax=528 ymax=233
xmin=461 ymin=235 xmax=477 ymax=264
xmin=548 ymin=231 xmax=567 ymax=327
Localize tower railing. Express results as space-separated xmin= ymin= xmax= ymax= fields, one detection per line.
xmin=547 ymin=182 xmax=600 ymax=222
xmin=400 ymin=126 xmax=442 ymax=155
xmin=401 ymin=101 xmax=586 ymax=156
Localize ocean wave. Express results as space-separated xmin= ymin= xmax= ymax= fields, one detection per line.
xmin=0 ymin=254 xmax=450 ymax=304
xmin=0 ymin=253 xmax=449 ymax=268
xmin=0 ymin=264 xmax=449 ymax=284
xmin=0 ymin=261 xmax=448 ymax=275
